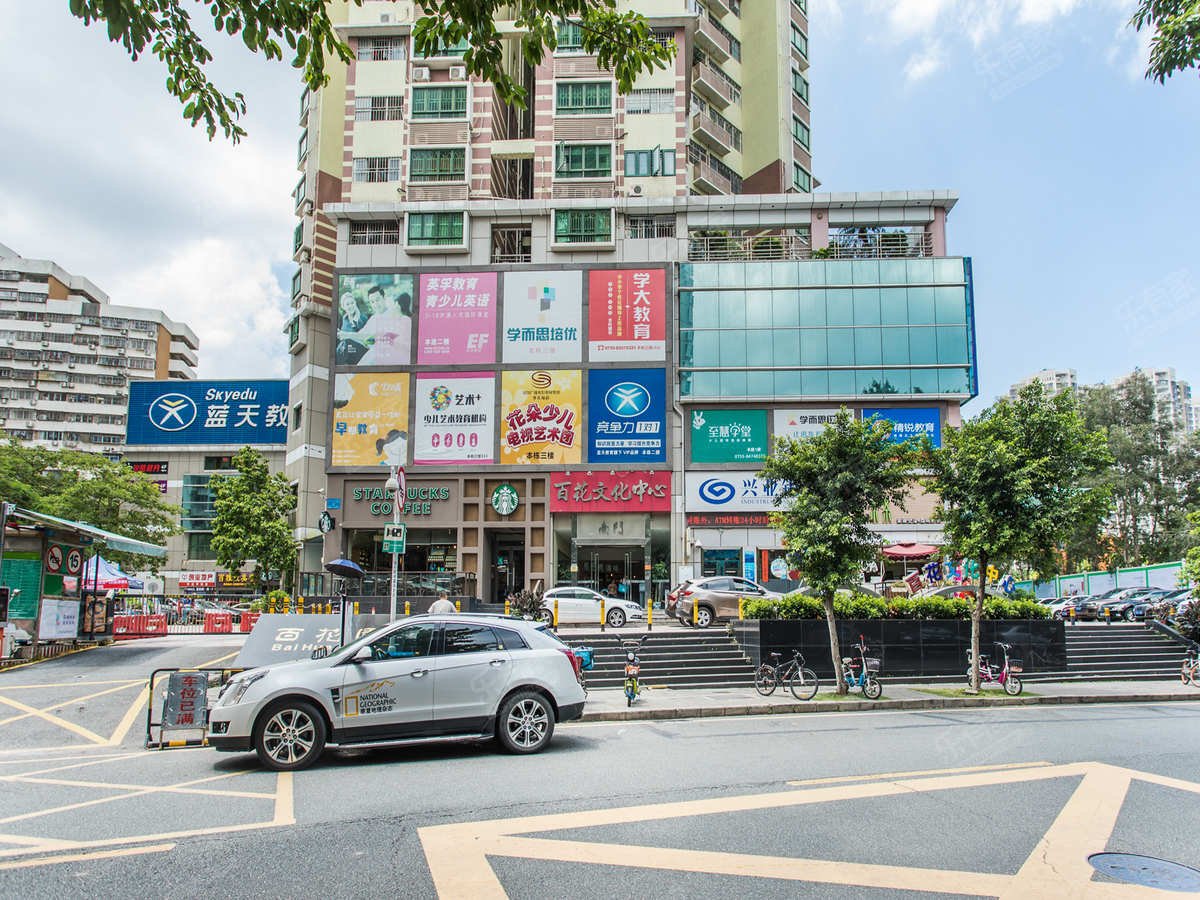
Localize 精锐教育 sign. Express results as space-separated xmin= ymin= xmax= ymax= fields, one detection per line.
xmin=861 ymin=407 xmax=942 ymax=448
xmin=126 ymin=381 xmax=290 ymax=445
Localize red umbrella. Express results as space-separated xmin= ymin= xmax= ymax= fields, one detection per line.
xmin=880 ymin=543 xmax=939 ymax=560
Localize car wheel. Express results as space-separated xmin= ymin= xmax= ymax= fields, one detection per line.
xmin=537 ymin=608 xmax=554 ymax=624
xmin=607 ymin=608 xmax=626 ymax=628
xmin=253 ymin=700 xmax=326 ymax=771
xmin=1124 ymin=608 xmax=1136 ymax=621
xmin=695 ymin=606 xmax=713 ymax=629
xmin=497 ymin=691 xmax=554 ymax=754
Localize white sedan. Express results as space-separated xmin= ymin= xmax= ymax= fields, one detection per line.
xmin=539 ymin=586 xmax=646 ymax=628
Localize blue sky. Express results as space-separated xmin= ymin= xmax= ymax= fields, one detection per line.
xmin=810 ymin=0 xmax=1200 ymax=409
xmin=1 ymin=1 xmax=1196 ymax=407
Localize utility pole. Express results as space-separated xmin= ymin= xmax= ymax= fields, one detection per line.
xmin=384 ymin=467 xmax=404 ymax=621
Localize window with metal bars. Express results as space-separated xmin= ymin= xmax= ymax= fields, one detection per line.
xmin=625 ymin=89 xmax=674 ymax=114
xmin=557 ymin=21 xmax=584 ymax=51
xmin=555 ymin=144 xmax=611 ymax=178
xmin=554 ymin=209 xmax=612 ymax=243
xmin=626 ymin=215 xmax=676 ymax=239
xmin=407 ymin=212 xmax=465 ymax=246
xmin=410 ymin=86 xmax=467 ymax=119
xmin=349 ymin=221 xmax=401 ymax=245
xmin=354 ymin=96 xmax=404 ymax=121
xmin=556 ymin=82 xmax=612 ymax=115
xmin=650 ymin=28 xmax=676 ymax=49
xmin=357 ymin=37 xmax=406 ymax=61
xmin=353 ymin=157 xmax=402 ymax=183
xmin=409 ymin=148 xmax=466 ymax=182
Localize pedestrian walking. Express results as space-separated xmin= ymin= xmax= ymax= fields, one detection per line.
xmin=429 ymin=590 xmax=456 ymax=614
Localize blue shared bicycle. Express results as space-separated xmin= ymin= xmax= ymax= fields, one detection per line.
xmin=840 ymin=637 xmax=883 ymax=699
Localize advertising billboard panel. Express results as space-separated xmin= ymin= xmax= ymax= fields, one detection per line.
xmin=550 ymin=470 xmax=671 ymax=513
xmin=689 ymin=409 xmax=769 ymax=463
xmin=684 ymin=471 xmax=783 ymax=513
xmin=414 ymin=372 xmax=495 ymax=464
xmin=588 ymin=268 xmax=666 ymax=361
xmin=861 ymin=407 xmax=942 ymax=447
xmin=587 ymin=368 xmax=666 ymax=463
xmin=126 ymin=380 xmax=289 ymax=445
xmin=331 ymin=373 xmax=410 ymax=467
xmin=773 ymin=409 xmax=841 ymax=443
xmin=417 ymin=272 xmax=497 ymax=364
xmin=502 ymin=270 xmax=583 ymax=362
xmin=335 ymin=273 xmax=414 ymax=366
xmin=500 ymin=370 xmax=582 ymax=465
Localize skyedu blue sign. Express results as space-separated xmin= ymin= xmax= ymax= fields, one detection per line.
xmin=587 ymin=368 xmax=666 ymax=463
xmin=861 ymin=407 xmax=942 ymax=448
xmin=126 ymin=380 xmax=290 ymax=445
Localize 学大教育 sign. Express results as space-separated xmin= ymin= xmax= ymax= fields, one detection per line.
xmin=126 ymin=381 xmax=290 ymax=445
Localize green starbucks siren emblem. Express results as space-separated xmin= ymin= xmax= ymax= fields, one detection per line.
xmin=491 ymin=484 xmax=519 ymax=516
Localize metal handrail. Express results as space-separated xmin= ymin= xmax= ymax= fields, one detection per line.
xmin=688 ymin=233 xmax=812 ymax=261
xmin=826 ymin=231 xmax=934 ymax=259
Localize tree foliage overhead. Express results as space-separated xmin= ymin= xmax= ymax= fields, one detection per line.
xmin=1070 ymin=373 xmax=1200 ymax=570
xmin=1130 ymin=0 xmax=1200 ymax=83
xmin=923 ymin=383 xmax=1111 ymax=690
xmin=0 ymin=440 xmax=180 ymax=571
xmin=209 ymin=446 xmax=297 ymax=590
xmin=758 ymin=408 xmax=924 ymax=693
xmin=67 ymin=0 xmax=674 ymax=142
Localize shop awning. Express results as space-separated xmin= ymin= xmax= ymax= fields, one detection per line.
xmin=880 ymin=542 xmax=939 ymax=560
xmin=11 ymin=508 xmax=167 ymax=557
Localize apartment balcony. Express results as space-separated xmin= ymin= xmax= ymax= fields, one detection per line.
xmin=689 ymin=233 xmax=812 ymax=261
xmin=692 ymin=63 xmax=735 ymax=110
xmin=825 ymin=230 xmax=935 ymax=259
xmin=691 ymin=162 xmax=731 ymax=195
xmin=694 ymin=16 xmax=731 ymax=64
xmin=691 ymin=111 xmax=733 ymax=157
xmin=551 ymin=180 xmax=616 ymax=200
xmin=167 ymin=358 xmax=196 ymax=380
xmin=169 ymin=340 xmax=198 ymax=367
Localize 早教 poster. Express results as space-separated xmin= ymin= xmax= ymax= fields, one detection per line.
xmin=502 ymin=270 xmax=583 ymax=362
xmin=414 ymin=372 xmax=495 ymax=464
xmin=335 ymin=273 xmax=414 ymax=367
xmin=331 ymin=373 xmax=410 ymax=467
xmin=500 ymin=370 xmax=582 ymax=465
xmin=417 ymin=272 xmax=498 ymax=364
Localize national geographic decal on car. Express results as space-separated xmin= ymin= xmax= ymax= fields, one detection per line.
xmin=343 ymin=680 xmax=397 ymax=717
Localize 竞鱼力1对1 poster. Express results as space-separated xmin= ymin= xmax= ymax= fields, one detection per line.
xmin=587 ymin=368 xmax=666 ymax=463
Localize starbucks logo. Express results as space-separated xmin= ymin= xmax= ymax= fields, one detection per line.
xmin=490 ymin=484 xmax=519 ymax=516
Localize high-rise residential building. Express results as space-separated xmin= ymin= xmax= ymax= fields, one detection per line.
xmin=285 ymin=0 xmax=972 ymax=602
xmin=1113 ymin=367 xmax=1194 ymax=434
xmin=1008 ymin=368 xmax=1077 ymax=401
xmin=0 ymin=243 xmax=199 ymax=451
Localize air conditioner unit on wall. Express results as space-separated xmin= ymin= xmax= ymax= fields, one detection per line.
xmin=380 ymin=12 xmax=393 ymax=22
xmin=449 ymin=66 xmax=467 ymax=80
xmin=413 ymin=67 xmax=431 ymax=82
xmin=629 ymin=184 xmax=644 ymax=196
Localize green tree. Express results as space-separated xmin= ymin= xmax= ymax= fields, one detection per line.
xmin=1183 ymin=510 xmax=1200 ymax=597
xmin=0 ymin=440 xmax=180 ymax=572
xmin=1130 ymin=0 xmax=1200 ymax=83
xmin=924 ymin=383 xmax=1111 ymax=692
xmin=68 ymin=0 xmax=674 ymax=142
xmin=758 ymin=409 xmax=924 ymax=694
xmin=209 ymin=447 xmax=296 ymax=591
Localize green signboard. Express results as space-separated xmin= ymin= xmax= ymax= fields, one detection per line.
xmin=3 ymin=554 xmax=43 ymax=619
xmin=383 ymin=523 xmax=406 ymax=554
xmin=689 ymin=409 xmax=769 ymax=463
xmin=490 ymin=484 xmax=519 ymax=516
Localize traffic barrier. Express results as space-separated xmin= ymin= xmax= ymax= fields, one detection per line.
xmin=146 ymin=666 xmax=244 ymax=750
xmin=505 ymin=599 xmax=510 ymax=616
xmin=455 ymin=600 xmax=461 ymax=612
xmin=239 ymin=612 xmax=260 ymax=633
xmin=203 ymin=611 xmax=233 ymax=634
xmin=739 ymin=598 xmax=745 ymax=620
xmin=405 ymin=600 xmax=411 ymax=616
xmin=553 ymin=598 xmax=559 ymax=630
xmin=647 ymin=599 xmax=653 ymax=631
xmin=600 ymin=596 xmax=606 ymax=632
xmin=1104 ymin=607 xmax=1112 ymax=625
xmin=146 ymin=614 xmax=169 ymax=635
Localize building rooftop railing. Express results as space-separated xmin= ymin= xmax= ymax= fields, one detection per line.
xmin=826 ymin=230 xmax=934 ymax=259
xmin=687 ymin=230 xmax=935 ymax=262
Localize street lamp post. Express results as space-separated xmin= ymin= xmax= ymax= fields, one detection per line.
xmin=384 ymin=466 xmax=404 ymax=621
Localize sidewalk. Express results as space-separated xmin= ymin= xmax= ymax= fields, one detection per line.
xmin=577 ymin=679 xmax=1200 ymax=722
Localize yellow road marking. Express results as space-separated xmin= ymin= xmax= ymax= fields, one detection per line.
xmin=274 ymin=771 xmax=294 ymax=825
xmin=787 ymin=760 xmax=1052 ymax=786
xmin=0 ymin=682 xmax=145 ymax=727
xmin=0 ymin=843 xmax=174 ymax=870
xmin=8 ymin=753 xmax=143 ymax=779
xmin=420 ymin=762 xmax=1187 ymax=900
xmin=1 ymin=775 xmax=275 ymax=800
xmin=0 ymin=752 xmax=137 ymax=768
xmin=106 ymin=686 xmax=148 ymax=746
xmin=0 ymin=695 xmax=108 ymax=744
xmin=0 ymin=681 xmax=142 ymax=690
xmin=0 ymin=645 xmax=99 ymax=672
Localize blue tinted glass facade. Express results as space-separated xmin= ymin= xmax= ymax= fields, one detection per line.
xmin=678 ymin=258 xmax=977 ymax=399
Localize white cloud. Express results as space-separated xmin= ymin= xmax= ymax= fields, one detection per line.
xmin=0 ymin=1 xmax=299 ymax=382
xmin=904 ymin=41 xmax=948 ymax=80
xmin=1106 ymin=19 xmax=1153 ymax=81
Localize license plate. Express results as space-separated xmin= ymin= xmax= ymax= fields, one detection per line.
xmin=625 ymin=665 xmax=640 ymax=676
xmin=1009 ymin=666 xmax=1023 ymax=673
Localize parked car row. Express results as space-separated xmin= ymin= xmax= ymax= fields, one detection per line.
xmin=667 ymin=577 xmax=782 ymax=628
xmin=1047 ymin=587 xmax=1194 ymax=622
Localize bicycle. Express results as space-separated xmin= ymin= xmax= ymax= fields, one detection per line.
xmin=967 ymin=642 xmax=1023 ymax=696
xmin=1182 ymin=649 xmax=1198 ymax=687
xmin=754 ymin=650 xmax=819 ymax=701
xmin=840 ymin=638 xmax=883 ymax=699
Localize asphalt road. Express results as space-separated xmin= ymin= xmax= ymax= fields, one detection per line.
xmin=2 ymin=637 xmax=1200 ymax=899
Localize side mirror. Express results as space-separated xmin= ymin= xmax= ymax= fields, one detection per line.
xmin=353 ymin=646 xmax=372 ymax=663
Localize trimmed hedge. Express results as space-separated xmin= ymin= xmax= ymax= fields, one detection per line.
xmin=743 ymin=593 xmax=1049 ymax=621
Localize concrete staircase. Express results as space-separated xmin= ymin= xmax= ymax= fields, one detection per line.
xmin=1024 ymin=623 xmax=1190 ymax=682
xmin=565 ymin=630 xmax=757 ymax=690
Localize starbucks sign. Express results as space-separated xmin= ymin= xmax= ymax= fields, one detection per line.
xmin=491 ymin=484 xmax=519 ymax=516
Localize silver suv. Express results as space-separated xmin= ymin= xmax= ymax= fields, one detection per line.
xmin=208 ymin=614 xmax=587 ymax=770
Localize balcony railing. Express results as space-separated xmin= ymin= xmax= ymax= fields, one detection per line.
xmin=692 ymin=63 xmax=737 ymax=109
xmin=691 ymin=111 xmax=733 ymax=156
xmin=689 ymin=233 xmax=812 ymax=261
xmin=691 ymin=162 xmax=731 ymax=195
xmin=694 ymin=16 xmax=731 ymax=63
xmin=826 ymin=230 xmax=934 ymax=259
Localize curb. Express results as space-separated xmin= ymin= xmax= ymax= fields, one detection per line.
xmin=577 ymin=691 xmax=1200 ymax=722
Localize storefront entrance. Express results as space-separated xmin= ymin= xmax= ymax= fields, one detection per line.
xmin=489 ymin=531 xmax=526 ymax=604
xmin=577 ymin=544 xmax=646 ymax=604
